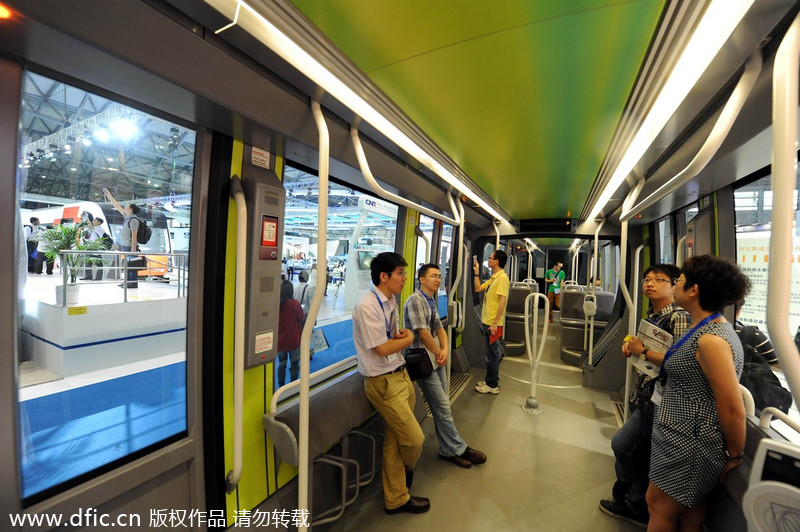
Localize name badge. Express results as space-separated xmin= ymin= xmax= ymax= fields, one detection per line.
xmin=387 ymin=352 xmax=402 ymax=364
xmin=651 ymin=381 xmax=664 ymax=407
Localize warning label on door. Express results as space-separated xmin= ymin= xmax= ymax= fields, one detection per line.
xmin=255 ymin=331 xmax=274 ymax=353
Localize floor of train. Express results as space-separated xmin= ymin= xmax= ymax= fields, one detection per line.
xmin=318 ymin=316 xmax=641 ymax=532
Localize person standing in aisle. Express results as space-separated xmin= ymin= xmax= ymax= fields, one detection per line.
xmin=473 ymin=250 xmax=509 ymax=395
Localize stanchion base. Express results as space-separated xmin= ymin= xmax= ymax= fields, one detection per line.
xmin=523 ymin=397 xmax=542 ymax=414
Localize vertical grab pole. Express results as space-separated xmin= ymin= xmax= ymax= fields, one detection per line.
xmin=523 ymin=292 xmax=549 ymax=413
xmin=769 ymin=13 xmax=800 ymax=409
xmin=624 ymin=243 xmax=646 ymax=420
xmin=225 ymin=176 xmax=247 ymax=492
xmin=618 ymin=180 xmax=644 ymax=420
xmin=298 ymin=101 xmax=330 ymax=529
xmin=588 ymin=219 xmax=605 ymax=366
xmin=445 ymin=194 xmax=462 ymax=395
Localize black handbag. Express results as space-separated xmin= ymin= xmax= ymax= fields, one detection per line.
xmin=404 ymin=347 xmax=433 ymax=381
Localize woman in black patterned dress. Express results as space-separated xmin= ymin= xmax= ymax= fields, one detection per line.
xmin=646 ymin=256 xmax=750 ymax=531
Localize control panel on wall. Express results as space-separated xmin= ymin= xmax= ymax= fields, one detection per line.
xmin=240 ymin=145 xmax=285 ymax=369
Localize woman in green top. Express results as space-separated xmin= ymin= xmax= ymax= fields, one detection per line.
xmin=545 ymin=261 xmax=565 ymax=323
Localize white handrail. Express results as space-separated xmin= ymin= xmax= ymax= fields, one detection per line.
xmin=225 ymin=175 xmax=247 ymax=492
xmin=270 ymin=356 xmax=358 ymax=414
xmin=449 ymin=198 xmax=465 ymax=333
xmin=740 ymin=384 xmax=755 ymax=418
xmin=675 ymin=235 xmax=687 ymax=267
xmin=588 ymin=219 xmax=605 ymax=365
xmin=759 ymin=407 xmax=800 ymax=435
xmin=415 ymin=225 xmax=430 ymax=264
xmin=461 ymin=242 xmax=469 ymax=330
xmin=768 ymin=12 xmax=800 ymax=415
xmin=624 ymin=243 xmax=647 ymax=421
xmin=350 ymin=128 xmax=458 ymax=226
xmin=620 ymin=51 xmax=763 ymax=222
xmin=523 ymin=292 xmax=550 ymax=414
xmin=297 ymin=100 xmax=331 ymax=529
xmin=494 ymin=219 xmax=501 ymax=249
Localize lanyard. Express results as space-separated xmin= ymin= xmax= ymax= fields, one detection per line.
xmin=372 ymin=288 xmax=394 ymax=340
xmin=660 ymin=312 xmax=720 ymax=378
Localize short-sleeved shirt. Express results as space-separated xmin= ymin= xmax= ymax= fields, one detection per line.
xmin=545 ymin=269 xmax=565 ymax=293
xmin=294 ymin=282 xmax=314 ymax=315
xmin=480 ymin=270 xmax=510 ymax=327
xmin=352 ymin=287 xmax=404 ymax=377
xmin=403 ymin=290 xmax=443 ymax=367
xmin=120 ymin=216 xmax=139 ymax=248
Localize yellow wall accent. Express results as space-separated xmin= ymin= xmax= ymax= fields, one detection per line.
xmin=400 ymin=208 xmax=418 ymax=313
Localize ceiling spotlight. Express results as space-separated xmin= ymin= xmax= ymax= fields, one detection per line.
xmin=81 ymin=130 xmax=93 ymax=146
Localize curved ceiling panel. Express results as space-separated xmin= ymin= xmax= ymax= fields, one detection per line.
xmin=291 ymin=0 xmax=666 ymax=221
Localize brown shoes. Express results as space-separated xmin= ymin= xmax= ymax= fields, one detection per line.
xmin=385 ymin=496 xmax=431 ymax=514
xmin=462 ymin=447 xmax=487 ymax=465
xmin=438 ymin=453 xmax=472 ymax=468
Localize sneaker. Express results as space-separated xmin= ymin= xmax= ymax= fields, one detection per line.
xmin=599 ymin=499 xmax=647 ymax=529
xmin=475 ymin=383 xmax=499 ymax=395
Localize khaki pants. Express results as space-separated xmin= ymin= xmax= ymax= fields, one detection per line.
xmin=364 ymin=370 xmax=424 ymax=509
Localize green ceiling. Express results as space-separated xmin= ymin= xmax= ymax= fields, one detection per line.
xmin=291 ymin=0 xmax=666 ymax=221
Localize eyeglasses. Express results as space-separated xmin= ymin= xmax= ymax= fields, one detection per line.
xmin=392 ymin=270 xmax=407 ymax=277
xmin=641 ymin=278 xmax=673 ymax=285
xmin=424 ymin=274 xmax=442 ymax=280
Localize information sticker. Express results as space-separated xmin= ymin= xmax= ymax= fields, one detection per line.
xmin=255 ymin=331 xmax=274 ymax=354
xmin=251 ymin=147 xmax=271 ymax=169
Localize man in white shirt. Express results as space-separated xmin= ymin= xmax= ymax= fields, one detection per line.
xmin=352 ymin=252 xmax=429 ymax=515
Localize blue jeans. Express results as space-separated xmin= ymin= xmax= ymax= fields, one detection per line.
xmin=611 ymin=407 xmax=651 ymax=515
xmin=416 ymin=364 xmax=467 ymax=457
xmin=480 ymin=323 xmax=503 ymax=388
xmin=276 ymin=348 xmax=300 ymax=387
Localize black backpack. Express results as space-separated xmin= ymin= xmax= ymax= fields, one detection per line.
xmin=134 ymin=217 xmax=152 ymax=245
xmin=739 ymin=342 xmax=792 ymax=414
xmin=98 ymin=232 xmax=114 ymax=250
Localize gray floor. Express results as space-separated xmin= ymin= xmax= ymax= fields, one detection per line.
xmin=319 ymin=318 xmax=642 ymax=531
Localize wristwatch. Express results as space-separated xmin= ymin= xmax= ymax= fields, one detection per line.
xmin=725 ymin=450 xmax=744 ymax=461
xmin=639 ymin=348 xmax=649 ymax=361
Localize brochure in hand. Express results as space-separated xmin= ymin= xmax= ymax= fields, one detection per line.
xmin=630 ymin=319 xmax=673 ymax=378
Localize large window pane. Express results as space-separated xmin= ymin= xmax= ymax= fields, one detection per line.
xmin=16 ymin=72 xmax=193 ymax=501
xmin=655 ymin=216 xmax=673 ymax=264
xmin=734 ymin=174 xmax=799 ymax=443
xmin=278 ymin=166 xmax=398 ymax=388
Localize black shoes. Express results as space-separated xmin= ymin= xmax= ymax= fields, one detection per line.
xmin=385 ymin=496 xmax=430 ymax=515
xmin=438 ymin=453 xmax=472 ymax=468
xmin=79 ymin=277 xmax=92 ymax=280
xmin=438 ymin=446 xmax=487 ymax=468
xmin=118 ymin=283 xmax=138 ymax=289
xmin=599 ymin=499 xmax=648 ymax=529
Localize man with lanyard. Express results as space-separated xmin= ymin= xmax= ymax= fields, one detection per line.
xmin=403 ymin=264 xmax=487 ymax=469
xmin=352 ymin=252 xmax=429 ymax=515
xmin=599 ymin=264 xmax=689 ymax=528
xmin=473 ymin=249 xmax=510 ymax=395
xmin=544 ymin=260 xmax=565 ymax=323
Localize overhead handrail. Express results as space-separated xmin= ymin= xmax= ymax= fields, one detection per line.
xmin=675 ymin=235 xmax=687 ymax=267
xmin=350 ymin=128 xmax=458 ymax=226
xmin=225 ymin=175 xmax=247 ymax=493
xmin=493 ymin=219 xmax=501 ymax=249
xmin=523 ymin=292 xmax=550 ymax=414
xmin=295 ymin=100 xmax=331 ymax=529
xmin=768 ymin=13 xmax=800 ymax=415
xmin=587 ymin=218 xmax=605 ymax=366
xmin=624 ymin=242 xmax=647 ymax=421
xmin=620 ymin=51 xmax=763 ymax=222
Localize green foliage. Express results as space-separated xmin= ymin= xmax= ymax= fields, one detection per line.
xmin=38 ymin=224 xmax=108 ymax=283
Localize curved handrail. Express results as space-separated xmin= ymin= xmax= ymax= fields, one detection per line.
xmin=523 ymin=292 xmax=550 ymax=413
xmin=270 ymin=356 xmax=358 ymax=414
xmin=461 ymin=242 xmax=469 ymax=331
xmin=587 ymin=219 xmax=605 ymax=365
xmin=620 ymin=51 xmax=763 ymax=222
xmin=225 ymin=175 xmax=247 ymax=493
xmin=350 ymin=128 xmax=458 ymax=226
xmin=675 ymin=235 xmax=687 ymax=267
xmin=768 ymin=12 xmax=800 ymax=416
xmin=415 ymin=225 xmax=430 ymax=263
xmin=624 ymin=243 xmax=647 ymax=421
xmin=448 ymin=197 xmax=464 ymax=333
xmin=740 ymin=384 xmax=755 ymax=418
xmin=759 ymin=407 xmax=800 ymax=434
xmin=493 ymin=219 xmax=501 ymax=249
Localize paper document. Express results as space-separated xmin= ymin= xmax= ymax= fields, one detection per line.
xmin=629 ymin=319 xmax=673 ymax=378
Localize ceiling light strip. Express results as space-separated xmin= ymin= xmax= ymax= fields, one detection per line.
xmin=209 ymin=0 xmax=507 ymax=223
xmin=586 ymin=0 xmax=756 ymax=221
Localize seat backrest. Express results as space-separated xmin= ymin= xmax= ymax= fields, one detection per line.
xmin=507 ymin=283 xmax=533 ymax=316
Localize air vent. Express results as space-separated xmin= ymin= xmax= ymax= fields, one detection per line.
xmin=514 ymin=218 xmax=575 ymax=233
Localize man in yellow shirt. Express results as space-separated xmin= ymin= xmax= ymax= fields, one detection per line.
xmin=472 ymin=250 xmax=510 ymax=394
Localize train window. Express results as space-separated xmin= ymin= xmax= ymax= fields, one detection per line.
xmin=654 ymin=215 xmax=674 ymax=264
xmin=414 ymin=214 xmax=435 ymax=273
xmin=15 ymin=71 xmax=194 ymax=502
xmin=438 ymin=223 xmax=453 ymax=317
xmin=734 ymin=174 xmax=800 ymax=443
xmin=279 ymin=165 xmax=399 ymax=388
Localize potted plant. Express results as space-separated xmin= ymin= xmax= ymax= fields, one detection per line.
xmin=37 ymin=224 xmax=106 ymax=304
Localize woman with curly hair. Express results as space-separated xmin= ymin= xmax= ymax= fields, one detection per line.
xmin=647 ymin=255 xmax=751 ymax=531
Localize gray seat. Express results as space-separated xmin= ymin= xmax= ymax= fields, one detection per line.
xmin=504 ymin=282 xmax=535 ymax=356
xmin=560 ymin=289 xmax=615 ymax=366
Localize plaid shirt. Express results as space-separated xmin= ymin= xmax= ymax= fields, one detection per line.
xmin=402 ymin=290 xmax=442 ymax=350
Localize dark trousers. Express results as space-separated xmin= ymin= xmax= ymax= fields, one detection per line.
xmin=26 ymin=241 xmax=37 ymax=272
xmin=35 ymin=251 xmax=53 ymax=274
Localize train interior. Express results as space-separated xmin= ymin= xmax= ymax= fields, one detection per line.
xmin=2 ymin=0 xmax=800 ymax=530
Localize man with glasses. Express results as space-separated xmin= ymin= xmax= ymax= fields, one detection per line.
xmin=403 ymin=264 xmax=487 ymax=468
xmin=599 ymin=264 xmax=689 ymax=528
xmin=473 ymin=250 xmax=510 ymax=395
xmin=352 ymin=252 xmax=429 ymax=515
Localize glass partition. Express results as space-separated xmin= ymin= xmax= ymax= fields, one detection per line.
xmin=16 ymin=71 xmax=194 ymax=502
